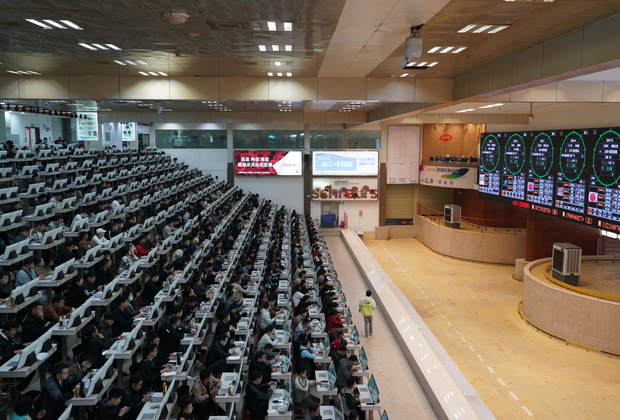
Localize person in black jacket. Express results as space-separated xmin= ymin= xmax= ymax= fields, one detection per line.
xmin=141 ymin=273 xmax=162 ymax=306
xmin=96 ymin=387 xmax=130 ymax=420
xmin=112 ymin=295 xmax=144 ymax=336
xmin=205 ymin=335 xmax=232 ymax=373
xmin=245 ymin=370 xmax=274 ymax=419
xmin=96 ymin=258 xmax=115 ymax=287
xmin=159 ymin=316 xmax=184 ymax=354
xmin=0 ymin=271 xmax=11 ymax=300
xmin=122 ymin=374 xmax=152 ymax=420
xmin=66 ymin=276 xmax=88 ymax=308
xmin=54 ymin=240 xmax=77 ymax=267
xmin=147 ymin=333 xmax=172 ymax=366
xmin=82 ymin=325 xmax=111 ymax=369
xmin=21 ymin=301 xmax=53 ymax=343
xmin=249 ymin=350 xmax=276 ymax=385
xmin=139 ymin=343 xmax=171 ymax=393
xmin=96 ymin=312 xmax=121 ymax=348
xmin=40 ymin=363 xmax=77 ymax=420
xmin=0 ymin=321 xmax=25 ymax=365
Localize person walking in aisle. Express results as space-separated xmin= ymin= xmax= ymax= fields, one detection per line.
xmin=358 ymin=290 xmax=376 ymax=337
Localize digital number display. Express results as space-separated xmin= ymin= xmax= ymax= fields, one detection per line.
xmin=479 ymin=126 xmax=620 ymax=232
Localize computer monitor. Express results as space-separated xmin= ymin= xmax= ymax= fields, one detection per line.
xmin=124 ymin=260 xmax=141 ymax=280
xmin=0 ymin=187 xmax=18 ymax=200
xmin=127 ymin=199 xmax=139 ymax=209
xmin=45 ymin=162 xmax=59 ymax=173
xmin=128 ymin=181 xmax=138 ymax=190
xmin=0 ymin=210 xmax=21 ymax=227
xmin=52 ymin=179 xmax=68 ymax=190
xmin=21 ymin=165 xmax=38 ymax=176
xmin=368 ymin=374 xmax=379 ymax=404
xmin=96 ymin=159 xmax=107 ymax=167
xmin=358 ymin=347 xmax=368 ymax=371
xmin=74 ymin=176 xmax=87 ymax=186
xmin=66 ymin=296 xmax=93 ymax=329
xmin=60 ymin=196 xmax=77 ymax=210
xmin=64 ymin=162 xmax=77 ymax=171
xmin=126 ymin=225 xmax=139 ymax=238
xmin=100 ymin=188 xmax=112 ymax=198
xmin=119 ymin=169 xmax=128 ymax=177
xmin=91 ymin=173 xmax=102 ymax=183
xmin=109 ymin=158 xmax=118 ymax=166
xmin=15 ymin=238 xmax=30 ymax=256
xmin=56 ymin=148 xmax=69 ymax=156
xmin=38 ymin=149 xmax=51 ymax=158
xmin=85 ymin=355 xmax=113 ymax=397
xmin=70 ymin=216 xmax=88 ymax=234
xmin=31 ymin=202 xmax=53 ymax=218
xmin=34 ymin=327 xmax=54 ymax=354
xmin=15 ymin=150 xmax=31 ymax=159
xmin=82 ymin=192 xmax=96 ymax=203
xmin=24 ymin=182 xmax=45 ymax=195
xmin=0 ymin=167 xmax=12 ymax=178
xmin=140 ymin=195 xmax=151 ymax=205
xmin=379 ymin=411 xmax=389 ymax=420
xmin=108 ymin=233 xmax=122 ymax=249
xmin=81 ymin=160 xmax=93 ymax=169
xmin=94 ymin=210 xmax=108 ymax=224
xmin=83 ymin=244 xmax=102 ymax=263
xmin=116 ymin=184 xmax=127 ymax=194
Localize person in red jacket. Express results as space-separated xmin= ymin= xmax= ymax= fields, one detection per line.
xmin=135 ymin=236 xmax=149 ymax=258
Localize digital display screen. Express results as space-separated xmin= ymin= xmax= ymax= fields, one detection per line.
xmin=479 ymin=127 xmax=620 ymax=232
xmin=312 ymin=151 xmax=379 ymax=176
xmin=234 ymin=150 xmax=302 ymax=176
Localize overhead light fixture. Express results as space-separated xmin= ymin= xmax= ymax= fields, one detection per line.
xmin=283 ymin=22 xmax=293 ymax=31
xmin=267 ymin=72 xmax=273 ymax=76
xmin=26 ymin=19 xmax=52 ymax=29
xmin=113 ymin=60 xmax=126 ymax=65
xmin=78 ymin=43 xmax=97 ymax=50
xmin=527 ymin=103 xmax=534 ymax=123
xmin=440 ymin=47 xmax=454 ymax=53
xmin=148 ymin=72 xmax=158 ymax=76
xmin=452 ymin=47 xmax=467 ymax=53
xmin=458 ymin=24 xmax=477 ymax=33
xmin=405 ymin=62 xmax=417 ymax=67
xmin=286 ymin=72 xmax=292 ymax=77
xmin=136 ymin=60 xmax=148 ymax=65
xmin=272 ymin=45 xmax=279 ymax=51
xmin=251 ymin=22 xmax=261 ymax=31
xmin=487 ymin=25 xmax=509 ymax=34
xmin=428 ymin=62 xmax=438 ymax=67
xmin=285 ymin=45 xmax=292 ymax=51
xmin=473 ymin=25 xmax=492 ymax=33
xmin=417 ymin=62 xmax=427 ymax=66
xmin=400 ymin=73 xmax=409 ymax=77
xmin=428 ymin=47 xmax=441 ymax=53
xmin=164 ymin=10 xmax=189 ymax=24
xmin=92 ymin=44 xmax=108 ymax=50
xmin=125 ymin=60 xmax=137 ymax=65
xmin=267 ymin=21 xmax=277 ymax=31
xmin=456 ymin=109 xmax=475 ymax=113
xmin=106 ymin=44 xmax=121 ymax=50
xmin=258 ymin=45 xmax=267 ymax=51
xmin=274 ymin=61 xmax=281 ymax=66
xmin=139 ymin=72 xmax=149 ymax=76
xmin=43 ymin=19 xmax=67 ymax=29
xmin=158 ymin=72 xmax=168 ymax=76
xmin=277 ymin=72 xmax=282 ymax=76
xmin=479 ymin=103 xmax=503 ymax=109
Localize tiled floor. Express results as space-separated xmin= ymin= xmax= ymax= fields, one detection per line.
xmin=363 ymin=238 xmax=620 ymax=420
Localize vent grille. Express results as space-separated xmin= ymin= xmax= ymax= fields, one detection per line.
xmin=215 ymin=23 xmax=242 ymax=30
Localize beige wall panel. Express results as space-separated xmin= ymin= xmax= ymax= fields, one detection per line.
xmin=603 ymin=81 xmax=620 ymax=102
xmin=469 ymin=66 xmax=489 ymax=97
xmin=510 ymin=83 xmax=558 ymax=102
xmin=141 ymin=111 xmax=166 ymax=123
xmin=512 ymin=46 xmax=544 ymax=86
xmin=487 ymin=93 xmax=510 ymax=102
xmin=367 ymin=78 xmax=415 ymax=101
xmin=268 ymin=78 xmax=317 ymax=101
xmin=488 ymin=57 xmax=513 ymax=92
xmin=280 ymin=111 xmax=304 ymax=123
xmin=504 ymin=114 xmax=528 ymax=124
xmin=348 ymin=112 xmax=367 ymax=123
xmin=98 ymin=113 xmax=118 ymax=123
xmin=187 ymin=112 xmax=213 ymax=123
xmin=318 ymin=78 xmax=366 ymax=101
xmin=461 ymin=114 xmax=486 ymax=124
xmin=454 ymin=73 xmax=470 ymax=101
xmin=0 ymin=77 xmax=20 ymax=98
xmin=165 ymin=112 xmax=188 ymax=123
xmin=416 ymin=114 xmax=440 ymax=124
xmin=543 ymin=30 xmax=583 ymax=79
xmin=256 ymin=112 xmax=280 ymax=123
xmin=233 ymin=112 xmax=257 ymax=123
xmin=556 ymin=80 xmax=603 ymax=102
xmin=211 ymin=113 xmax=235 ymax=123
xmin=326 ymin=112 xmax=347 ymax=123
xmin=483 ymin=114 xmax=510 ymax=124
xmin=303 ymin=113 xmax=326 ymax=123
xmin=19 ymin=76 xmax=70 ymax=99
xmin=120 ymin=78 xmax=171 ymax=100
xmin=220 ymin=77 xmax=268 ymax=100
xmin=438 ymin=114 xmax=463 ymax=124
xmin=583 ymin=14 xmax=620 ymax=68
xmin=70 ymin=76 xmax=120 ymax=99
xmin=414 ymin=78 xmax=453 ymax=102
xmin=170 ymin=77 xmax=219 ymax=100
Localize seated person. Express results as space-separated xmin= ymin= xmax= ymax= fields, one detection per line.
xmin=77 ymin=231 xmax=92 ymax=257
xmin=0 ymin=321 xmax=25 ymax=365
xmin=177 ymin=398 xmax=196 ymax=420
xmin=54 ymin=240 xmax=77 ymax=267
xmin=214 ymin=311 xmax=235 ymax=337
xmin=139 ymin=343 xmax=171 ymax=393
xmin=66 ymin=276 xmax=88 ymax=308
xmin=205 ymin=335 xmax=233 ymax=374
xmin=15 ymin=256 xmax=43 ymax=287
xmin=141 ymin=272 xmax=162 ymax=306
xmin=158 ymin=316 xmax=184 ymax=355
xmin=248 ymin=350 xmax=276 ymax=385
xmin=12 ymin=226 xmax=30 ymax=244
xmin=113 ymin=295 xmax=144 ymax=336
xmin=82 ymin=325 xmax=111 ymax=369
xmin=122 ymin=374 xmax=152 ymax=420
xmin=43 ymin=294 xmax=72 ymax=323
xmin=68 ymin=353 xmax=94 ymax=380
xmin=96 ymin=258 xmax=115 ymax=287
xmin=96 ymin=387 xmax=130 ymax=420
xmin=96 ymin=311 xmax=121 ymax=347
xmin=0 ymin=271 xmax=10 ymax=300
xmin=191 ymin=368 xmax=225 ymax=418
xmin=293 ymin=368 xmax=321 ymax=408
xmin=40 ymin=363 xmax=77 ymax=420
xmin=91 ymin=228 xmax=110 ymax=247
xmin=244 ymin=371 xmax=274 ymax=419
xmin=21 ymin=301 xmax=53 ymax=343
xmin=11 ymin=394 xmax=46 ymax=420
xmin=257 ymin=325 xmax=277 ymax=350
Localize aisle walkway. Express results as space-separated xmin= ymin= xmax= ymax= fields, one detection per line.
xmin=325 ymin=235 xmax=438 ymax=420
xmin=365 ymin=238 xmax=620 ymax=420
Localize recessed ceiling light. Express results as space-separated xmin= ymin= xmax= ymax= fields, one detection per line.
xmin=258 ymin=45 xmax=266 ymax=51
xmin=125 ymin=61 xmax=137 ymax=65
xmin=456 ymin=109 xmax=475 ymax=113
xmin=277 ymin=72 xmax=282 ymax=76
xmin=479 ymin=103 xmax=504 ymax=109
xmin=113 ymin=60 xmax=126 ymax=65
xmin=285 ymin=45 xmax=292 ymax=51
xmin=92 ymin=44 xmax=108 ymax=50
xmin=272 ymin=45 xmax=279 ymax=51
xmin=139 ymin=72 xmax=149 ymax=76
xmin=286 ymin=72 xmax=292 ymax=77
xmin=43 ymin=19 xmax=66 ymax=29
xmin=440 ymin=47 xmax=454 ymax=53
xmin=283 ymin=22 xmax=293 ymax=31
xmin=252 ymin=22 xmax=261 ymax=31
xmin=136 ymin=60 xmax=148 ymax=65
xmin=406 ymin=62 xmax=417 ymax=67
xmin=428 ymin=62 xmax=438 ymax=67
xmin=264 ymin=61 xmax=270 ymax=65
xmin=78 ymin=43 xmax=97 ymax=50
xmin=275 ymin=62 xmax=281 ymax=66
xmin=267 ymin=21 xmax=277 ymax=31
xmin=106 ymin=44 xmax=121 ymax=50
xmin=452 ymin=47 xmax=467 ymax=53
xmin=417 ymin=62 xmax=427 ymax=66
xmin=26 ymin=19 xmax=52 ymax=29
xmin=267 ymin=72 xmax=273 ymax=76
xmin=458 ymin=24 xmax=477 ymax=33
xmin=473 ymin=25 xmax=492 ymax=33
xmin=400 ymin=73 xmax=409 ymax=77
xmin=148 ymin=72 xmax=158 ymax=76
xmin=488 ymin=25 xmax=509 ymax=34
xmin=428 ymin=47 xmax=441 ymax=53
xmin=158 ymin=72 xmax=168 ymax=76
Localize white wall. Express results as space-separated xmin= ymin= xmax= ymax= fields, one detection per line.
xmin=101 ymin=122 xmax=123 ymax=149
xmin=309 ymin=200 xmax=379 ymax=232
xmin=165 ymin=149 xmax=229 ymax=181
xmin=7 ymin=112 xmax=65 ymax=145
xmin=234 ymin=175 xmax=304 ymax=212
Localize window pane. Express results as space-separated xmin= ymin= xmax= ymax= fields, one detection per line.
xmin=155 ymin=130 xmax=227 ymax=149
xmin=233 ymin=130 xmax=304 ymax=149
xmin=310 ymin=130 xmax=380 ymax=149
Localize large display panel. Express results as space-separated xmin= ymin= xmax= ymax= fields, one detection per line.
xmin=479 ymin=127 xmax=620 ymax=231
xmin=312 ymin=151 xmax=379 ymax=176
xmin=234 ymin=150 xmax=302 ymax=176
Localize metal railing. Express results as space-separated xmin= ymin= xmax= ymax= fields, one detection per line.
xmin=417 ymin=203 xmax=525 ymax=235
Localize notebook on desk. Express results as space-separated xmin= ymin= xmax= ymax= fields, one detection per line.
xmin=316 ymin=370 xmax=329 ymax=383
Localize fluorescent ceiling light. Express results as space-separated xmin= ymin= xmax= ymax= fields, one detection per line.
xmin=267 ymin=72 xmax=273 ymax=76
xmin=78 ymin=43 xmax=97 ymax=50
xmin=285 ymin=45 xmax=292 ymax=51
xmin=428 ymin=47 xmax=441 ymax=53
xmin=43 ymin=19 xmax=66 ymax=29
xmin=7 ymin=71 xmax=19 ymax=74
xmin=92 ymin=44 xmax=108 ymax=50
xmin=275 ymin=61 xmax=281 ymax=66
xmin=26 ymin=19 xmax=52 ymax=29
xmin=400 ymin=73 xmax=409 ymax=77
xmin=428 ymin=62 xmax=438 ymax=67
xmin=488 ymin=25 xmax=509 ymax=34
xmin=60 ymin=20 xmax=83 ymax=30
xmin=113 ymin=60 xmax=126 ymax=65
xmin=286 ymin=72 xmax=292 ymax=77
xmin=452 ymin=47 xmax=467 ymax=53
xmin=283 ymin=22 xmax=293 ymax=31
xmin=406 ymin=62 xmax=417 ymax=67
xmin=258 ymin=45 xmax=266 ymax=51
xmin=458 ymin=24 xmax=477 ymax=33
xmin=418 ymin=62 xmax=427 ymax=66
xmin=139 ymin=72 xmax=149 ymax=76
xmin=440 ymin=47 xmax=454 ymax=53
xmin=106 ymin=44 xmax=121 ymax=50
xmin=473 ymin=25 xmax=492 ymax=33
xmin=125 ymin=60 xmax=137 ymax=65
xmin=272 ymin=45 xmax=279 ymax=51
xmin=479 ymin=103 xmax=504 ymax=108
xmin=148 ymin=72 xmax=158 ymax=76
xmin=136 ymin=60 xmax=148 ymax=65
xmin=456 ymin=109 xmax=475 ymax=113
xmin=277 ymin=72 xmax=282 ymax=76
xmin=158 ymin=72 xmax=168 ymax=76
xmin=267 ymin=21 xmax=277 ymax=31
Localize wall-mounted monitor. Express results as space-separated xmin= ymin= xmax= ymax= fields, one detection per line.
xmin=312 ymin=150 xmax=379 ymax=176
xmin=234 ymin=150 xmax=302 ymax=176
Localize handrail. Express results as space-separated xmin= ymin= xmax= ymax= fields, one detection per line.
xmin=417 ymin=203 xmax=524 ymax=235
xmin=542 ymin=263 xmax=620 ymax=303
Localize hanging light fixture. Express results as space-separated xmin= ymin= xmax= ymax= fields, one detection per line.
xmin=527 ymin=103 xmax=534 ymax=123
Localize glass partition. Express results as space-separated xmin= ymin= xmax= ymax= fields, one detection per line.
xmin=233 ymin=130 xmax=304 ymax=149
xmin=310 ymin=130 xmax=380 ymax=149
xmin=155 ymin=130 xmax=227 ymax=149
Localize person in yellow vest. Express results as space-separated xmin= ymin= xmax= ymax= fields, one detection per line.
xmin=358 ymin=290 xmax=376 ymax=338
